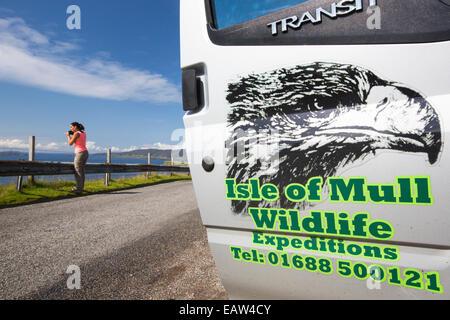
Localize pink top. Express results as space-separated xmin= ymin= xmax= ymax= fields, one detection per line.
xmin=74 ymin=132 xmax=87 ymax=153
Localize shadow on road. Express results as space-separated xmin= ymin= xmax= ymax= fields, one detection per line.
xmin=22 ymin=208 xmax=227 ymax=300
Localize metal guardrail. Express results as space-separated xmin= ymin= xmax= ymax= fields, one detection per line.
xmin=1 ymin=137 xmax=189 ymax=191
xmin=0 ymin=160 xmax=190 ymax=191
xmin=0 ymin=160 xmax=190 ymax=176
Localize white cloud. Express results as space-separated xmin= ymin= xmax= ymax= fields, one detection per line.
xmin=0 ymin=137 xmax=95 ymax=153
xmin=0 ymin=8 xmax=15 ymax=15
xmin=0 ymin=138 xmax=29 ymax=150
xmin=36 ymin=141 xmax=66 ymax=151
xmin=147 ymin=142 xmax=185 ymax=150
xmin=0 ymin=16 xmax=181 ymax=103
xmin=0 ymin=138 xmax=69 ymax=152
xmin=85 ymin=141 xmax=106 ymax=153
xmin=0 ymin=137 xmax=184 ymax=154
xmin=84 ymin=142 xmax=139 ymax=153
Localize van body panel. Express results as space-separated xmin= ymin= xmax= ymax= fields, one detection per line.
xmin=181 ymin=0 xmax=450 ymax=299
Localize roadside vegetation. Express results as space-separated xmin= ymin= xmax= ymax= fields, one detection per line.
xmin=0 ymin=173 xmax=191 ymax=207
xmin=163 ymin=160 xmax=189 ymax=167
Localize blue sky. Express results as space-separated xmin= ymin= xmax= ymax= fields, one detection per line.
xmin=0 ymin=0 xmax=184 ymax=153
xmin=213 ymin=0 xmax=308 ymax=29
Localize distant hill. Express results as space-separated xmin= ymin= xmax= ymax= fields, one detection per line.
xmin=0 ymin=151 xmax=25 ymax=156
xmin=94 ymin=148 xmax=187 ymax=161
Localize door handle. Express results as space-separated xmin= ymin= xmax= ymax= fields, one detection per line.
xmin=182 ymin=68 xmax=205 ymax=111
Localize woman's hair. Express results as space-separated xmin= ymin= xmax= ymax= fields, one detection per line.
xmin=71 ymin=122 xmax=85 ymax=132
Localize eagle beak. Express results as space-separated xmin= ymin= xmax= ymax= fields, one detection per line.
xmin=422 ymin=118 xmax=441 ymax=165
xmin=428 ymin=147 xmax=439 ymax=165
xmin=315 ymin=84 xmax=442 ymax=165
xmin=368 ymin=84 xmax=442 ymax=165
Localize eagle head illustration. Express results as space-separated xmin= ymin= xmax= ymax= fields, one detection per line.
xmin=226 ymin=62 xmax=442 ymax=214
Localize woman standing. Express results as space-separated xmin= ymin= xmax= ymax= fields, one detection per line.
xmin=65 ymin=122 xmax=89 ymax=195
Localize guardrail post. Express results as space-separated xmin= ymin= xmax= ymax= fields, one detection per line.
xmin=105 ymin=148 xmax=111 ymax=186
xmin=146 ymin=152 xmax=151 ymax=179
xmin=170 ymin=154 xmax=174 ymax=176
xmin=28 ymin=136 xmax=35 ymax=184
xmin=16 ymin=175 xmax=23 ymax=192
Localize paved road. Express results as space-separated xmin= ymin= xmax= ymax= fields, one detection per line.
xmin=0 ymin=181 xmax=228 ymax=300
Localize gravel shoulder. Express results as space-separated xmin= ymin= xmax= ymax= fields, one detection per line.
xmin=0 ymin=181 xmax=228 ymax=300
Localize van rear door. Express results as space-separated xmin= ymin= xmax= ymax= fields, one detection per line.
xmin=180 ymin=0 xmax=450 ymax=299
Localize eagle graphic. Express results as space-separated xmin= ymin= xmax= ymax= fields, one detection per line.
xmin=226 ymin=62 xmax=442 ymax=214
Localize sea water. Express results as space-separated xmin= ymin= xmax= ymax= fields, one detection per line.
xmin=0 ymin=153 xmax=167 ymax=185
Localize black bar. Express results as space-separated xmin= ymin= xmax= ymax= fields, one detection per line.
xmin=0 ymin=160 xmax=190 ymax=177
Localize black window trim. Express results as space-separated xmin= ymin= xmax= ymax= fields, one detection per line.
xmin=204 ymin=0 xmax=450 ymax=46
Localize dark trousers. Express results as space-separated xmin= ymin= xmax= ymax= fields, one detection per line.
xmin=74 ymin=150 xmax=89 ymax=191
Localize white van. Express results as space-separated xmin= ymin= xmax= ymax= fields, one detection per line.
xmin=180 ymin=0 xmax=450 ymax=299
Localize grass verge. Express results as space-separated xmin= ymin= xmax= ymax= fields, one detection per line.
xmin=0 ymin=174 xmax=191 ymax=208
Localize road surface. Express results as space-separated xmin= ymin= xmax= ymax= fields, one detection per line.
xmin=0 ymin=181 xmax=228 ymax=300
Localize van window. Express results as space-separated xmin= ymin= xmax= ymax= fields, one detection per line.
xmin=211 ymin=0 xmax=310 ymax=29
